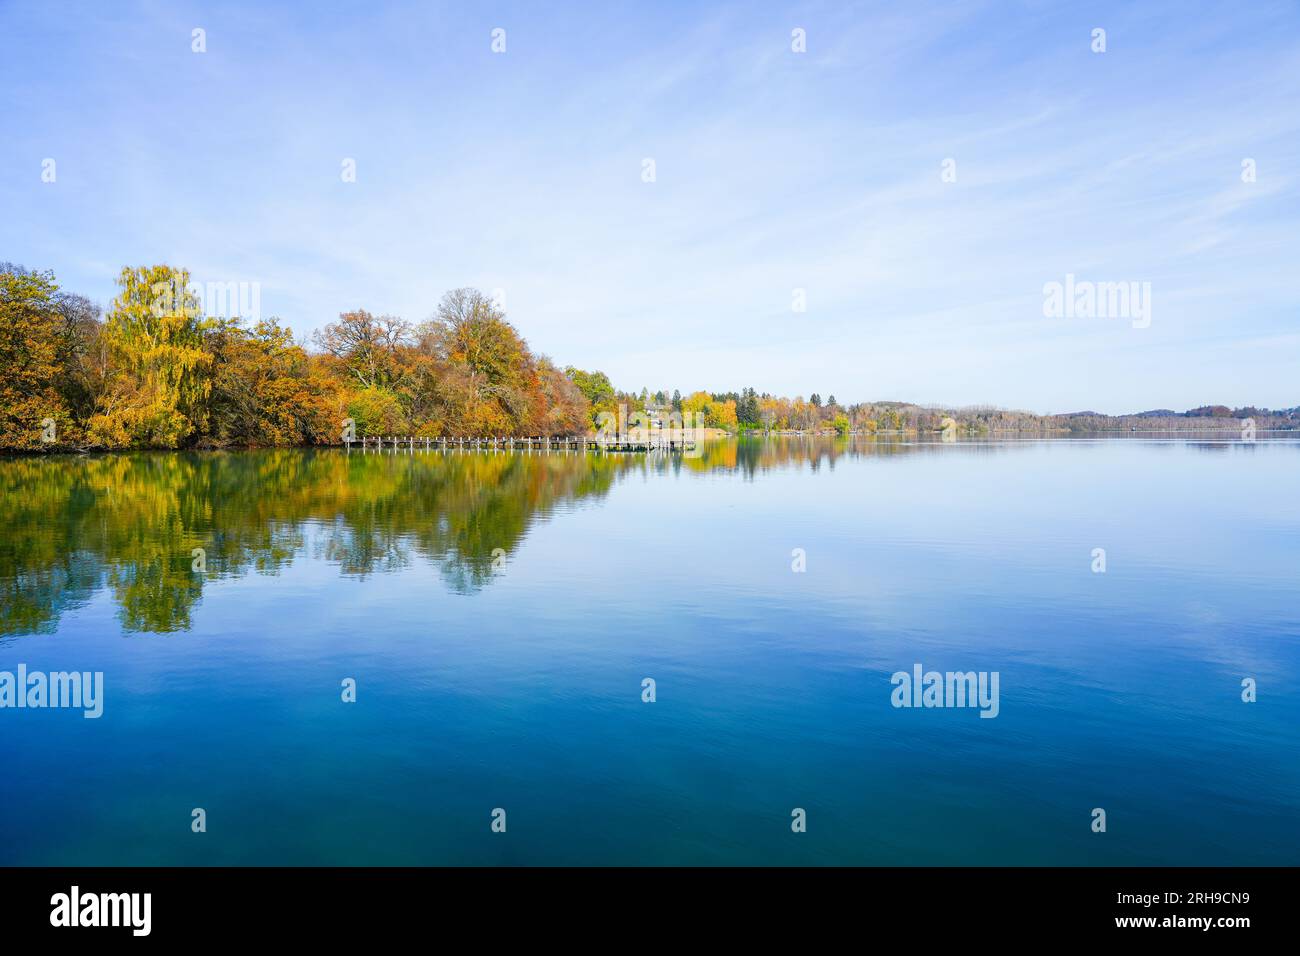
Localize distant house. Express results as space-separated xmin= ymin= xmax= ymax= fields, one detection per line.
xmin=643 ymin=402 xmax=667 ymax=427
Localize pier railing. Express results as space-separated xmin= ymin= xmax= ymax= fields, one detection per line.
xmin=342 ymin=434 xmax=696 ymax=454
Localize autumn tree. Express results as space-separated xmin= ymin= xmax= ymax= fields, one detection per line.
xmin=419 ymin=288 xmax=539 ymax=434
xmin=206 ymin=317 xmax=345 ymax=445
xmin=83 ymin=266 xmax=211 ymax=448
xmin=0 ymin=265 xmax=82 ymax=448
xmin=312 ymin=309 xmax=413 ymax=391
xmin=535 ymin=357 xmax=590 ymax=435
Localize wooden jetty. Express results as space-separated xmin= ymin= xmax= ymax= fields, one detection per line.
xmin=341 ymin=434 xmax=696 ymax=454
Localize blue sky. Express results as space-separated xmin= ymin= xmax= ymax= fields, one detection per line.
xmin=2 ymin=0 xmax=1297 ymax=414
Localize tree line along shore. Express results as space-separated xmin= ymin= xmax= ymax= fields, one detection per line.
xmin=2 ymin=262 xmax=1295 ymax=453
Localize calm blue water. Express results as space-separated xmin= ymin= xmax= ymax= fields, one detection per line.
xmin=1 ymin=438 xmax=1297 ymax=865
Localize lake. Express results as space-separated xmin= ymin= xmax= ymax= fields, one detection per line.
xmin=1 ymin=438 xmax=1297 ymax=865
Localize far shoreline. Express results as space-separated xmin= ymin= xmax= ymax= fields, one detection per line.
xmin=6 ymin=423 xmax=1295 ymax=459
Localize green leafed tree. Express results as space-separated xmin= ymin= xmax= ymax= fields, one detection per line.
xmin=565 ymin=366 xmax=617 ymax=426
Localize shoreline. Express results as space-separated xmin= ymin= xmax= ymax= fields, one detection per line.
xmin=6 ymin=425 xmax=1296 ymax=458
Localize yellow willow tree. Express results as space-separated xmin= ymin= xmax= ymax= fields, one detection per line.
xmin=88 ymin=265 xmax=212 ymax=448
